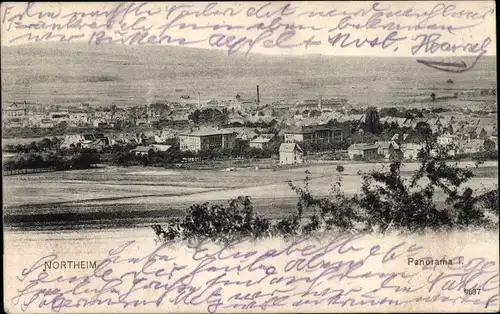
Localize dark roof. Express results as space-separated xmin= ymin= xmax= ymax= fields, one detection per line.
xmin=284 ymin=125 xmax=342 ymax=134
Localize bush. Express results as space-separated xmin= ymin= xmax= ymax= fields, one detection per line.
xmin=336 ymin=165 xmax=345 ymax=173
xmin=152 ymin=137 xmax=499 ymax=242
xmin=153 ymin=196 xmax=271 ymax=243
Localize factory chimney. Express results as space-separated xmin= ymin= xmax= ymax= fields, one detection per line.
xmin=256 ymin=85 xmax=260 ymax=104
xmin=318 ymin=95 xmax=322 ymax=110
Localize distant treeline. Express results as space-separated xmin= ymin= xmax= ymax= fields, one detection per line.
xmin=3 ymin=149 xmax=101 ymax=174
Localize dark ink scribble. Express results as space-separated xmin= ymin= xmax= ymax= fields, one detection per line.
xmin=412 ymin=34 xmax=492 ymax=73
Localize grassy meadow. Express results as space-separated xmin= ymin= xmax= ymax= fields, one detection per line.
xmin=3 ymin=161 xmax=498 ymax=230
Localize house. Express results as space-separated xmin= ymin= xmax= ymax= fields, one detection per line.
xmin=236 ymin=128 xmax=258 ymax=141
xmin=80 ymin=138 xmax=106 ymax=150
xmin=179 ymin=128 xmax=237 ymax=152
xmin=283 ymin=125 xmax=343 ymax=145
xmin=460 ymin=125 xmax=478 ymax=140
xmin=347 ymin=143 xmax=379 ymax=160
xmin=437 ymin=135 xmax=458 ymax=146
xmin=459 ymin=139 xmax=485 ymax=154
xmin=400 ymin=143 xmax=422 ymax=160
xmin=3 ymin=102 xmax=27 ymax=117
xmin=130 ymin=144 xmax=172 ymax=156
xmin=375 ymin=141 xmax=399 ymax=159
xmin=249 ymin=134 xmax=276 ymax=150
xmin=60 ymin=134 xmax=86 ymax=149
xmin=475 ymin=127 xmax=492 ymax=139
xmin=130 ymin=146 xmax=155 ymax=156
xmin=39 ymin=118 xmax=55 ymax=128
xmin=4 ymin=117 xmax=30 ymax=128
xmin=279 ymin=143 xmax=304 ymax=165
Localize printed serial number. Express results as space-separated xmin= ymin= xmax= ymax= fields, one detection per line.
xmin=464 ymin=288 xmax=481 ymax=295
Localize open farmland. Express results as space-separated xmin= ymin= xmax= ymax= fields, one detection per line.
xmin=1 ymin=43 xmax=496 ymax=109
xmin=4 ymin=161 xmax=498 ymax=231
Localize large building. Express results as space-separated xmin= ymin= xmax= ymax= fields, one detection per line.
xmin=283 ymin=125 xmax=343 ymax=145
xmin=179 ymin=129 xmax=237 ymax=152
xmin=3 ymin=103 xmax=28 ymax=117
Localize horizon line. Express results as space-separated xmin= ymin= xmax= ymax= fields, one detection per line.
xmin=1 ymin=41 xmax=496 ymax=58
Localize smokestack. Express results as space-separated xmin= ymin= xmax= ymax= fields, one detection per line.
xmin=256 ymin=85 xmax=260 ymax=104
xmin=318 ymin=95 xmax=322 ymax=110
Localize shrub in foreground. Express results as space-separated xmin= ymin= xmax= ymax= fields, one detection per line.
xmin=152 ymin=138 xmax=499 ymax=242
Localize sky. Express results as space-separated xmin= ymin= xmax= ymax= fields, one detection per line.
xmin=0 ymin=1 xmax=496 ymax=57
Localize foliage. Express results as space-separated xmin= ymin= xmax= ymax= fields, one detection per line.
xmin=188 ymin=108 xmax=228 ymax=125
xmin=364 ymin=107 xmax=382 ymax=134
xmin=4 ymin=148 xmax=101 ymax=172
xmin=153 ymin=196 xmax=271 ymax=243
xmin=152 ymin=136 xmax=498 ymax=243
xmin=483 ymin=138 xmax=496 ymax=152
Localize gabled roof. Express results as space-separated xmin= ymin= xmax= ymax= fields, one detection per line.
xmin=151 ymin=144 xmax=172 ymax=151
xmin=279 ymin=143 xmax=303 ymax=153
xmin=250 ymin=135 xmax=274 ymax=143
xmin=130 ymin=146 xmax=153 ymax=152
xmin=375 ymin=141 xmax=398 ymax=149
xmin=460 ymin=139 xmax=485 ymax=150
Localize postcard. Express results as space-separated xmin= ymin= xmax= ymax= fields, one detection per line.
xmin=2 ymin=1 xmax=498 ymax=313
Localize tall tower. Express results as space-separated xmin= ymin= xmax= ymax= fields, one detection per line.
xmin=256 ymin=85 xmax=260 ymax=104
xmin=318 ymin=95 xmax=322 ymax=110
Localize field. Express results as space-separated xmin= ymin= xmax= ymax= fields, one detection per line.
xmin=4 ymin=161 xmax=498 ymax=230
xmin=1 ymin=43 xmax=497 ymax=108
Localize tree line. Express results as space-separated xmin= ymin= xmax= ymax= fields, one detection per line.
xmin=4 ymin=148 xmax=101 ymax=173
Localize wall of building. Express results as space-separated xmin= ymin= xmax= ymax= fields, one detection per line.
xmin=180 ymin=136 xmax=201 ymax=152
xmin=280 ymin=150 xmax=303 ymax=164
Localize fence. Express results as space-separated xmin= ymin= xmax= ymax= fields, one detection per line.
xmin=3 ymin=164 xmax=100 ymax=176
xmin=3 ymin=168 xmax=55 ymax=176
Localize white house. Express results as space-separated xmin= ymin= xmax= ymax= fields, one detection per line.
xmin=400 ymin=143 xmax=422 ymax=160
xmin=249 ymin=134 xmax=275 ymax=150
xmin=374 ymin=141 xmax=399 ymax=159
xmin=347 ymin=143 xmax=379 ymax=160
xmin=279 ymin=143 xmax=303 ymax=165
xmin=437 ymin=135 xmax=458 ymax=146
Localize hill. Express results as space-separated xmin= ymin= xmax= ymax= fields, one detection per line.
xmin=1 ymin=42 xmax=496 ymax=108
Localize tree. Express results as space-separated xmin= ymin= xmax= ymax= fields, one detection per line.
xmin=364 ymin=107 xmax=381 ymax=134
xmin=40 ymin=138 xmax=53 ymax=150
xmin=231 ymin=139 xmax=250 ymax=158
xmin=72 ymin=149 xmax=100 ymax=169
xmin=413 ymin=122 xmax=433 ymax=142
xmin=56 ymin=121 xmax=69 ymax=131
xmin=484 ymin=138 xmax=496 ymax=152
xmin=188 ymin=108 xmax=227 ymax=125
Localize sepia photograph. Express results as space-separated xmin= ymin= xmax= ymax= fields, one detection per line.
xmin=2 ymin=1 xmax=499 ymax=313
